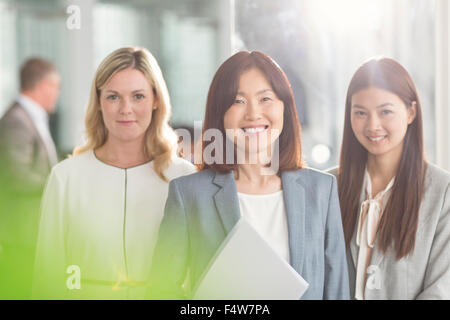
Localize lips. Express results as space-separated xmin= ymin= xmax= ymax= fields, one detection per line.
xmin=241 ymin=125 xmax=269 ymax=135
xmin=117 ymin=120 xmax=137 ymax=126
xmin=367 ymin=135 xmax=387 ymax=142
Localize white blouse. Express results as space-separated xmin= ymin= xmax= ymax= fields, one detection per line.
xmin=355 ymin=170 xmax=395 ymax=300
xmin=237 ymin=191 xmax=290 ymax=263
xmin=32 ymin=150 xmax=196 ymax=299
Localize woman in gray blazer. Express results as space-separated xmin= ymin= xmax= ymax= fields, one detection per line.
xmin=148 ymin=51 xmax=350 ymax=300
xmin=333 ymin=57 xmax=450 ymax=299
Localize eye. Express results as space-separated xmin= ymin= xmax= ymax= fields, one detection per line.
xmin=234 ymin=98 xmax=245 ymax=104
xmin=107 ymin=94 xmax=118 ymax=100
xmin=261 ymin=97 xmax=272 ymax=102
xmin=135 ymin=93 xmax=145 ymax=100
xmin=381 ymin=109 xmax=393 ymax=115
xmin=354 ymin=111 xmax=366 ymax=116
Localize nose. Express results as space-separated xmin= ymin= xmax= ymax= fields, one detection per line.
xmin=367 ymin=113 xmax=382 ymax=132
xmin=119 ymin=98 xmax=133 ymax=115
xmin=244 ymin=100 xmax=262 ymax=121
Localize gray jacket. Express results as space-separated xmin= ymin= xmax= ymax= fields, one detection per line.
xmin=0 ymin=103 xmax=52 ymax=248
xmin=149 ymin=168 xmax=350 ymax=300
xmin=329 ymin=164 xmax=450 ymax=299
xmin=0 ymin=103 xmax=52 ymax=194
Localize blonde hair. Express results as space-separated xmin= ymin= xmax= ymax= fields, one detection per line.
xmin=73 ymin=47 xmax=178 ymax=181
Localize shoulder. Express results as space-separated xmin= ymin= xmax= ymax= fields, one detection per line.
xmin=284 ymin=167 xmax=336 ymax=187
xmin=425 ymin=163 xmax=450 ymax=189
xmin=421 ymin=163 xmax=450 ymax=207
xmin=169 ymin=168 xmax=216 ymax=192
xmin=325 ymin=166 xmax=339 ymax=179
xmin=164 ymin=157 xmax=198 ymax=181
xmin=171 ymin=168 xmax=215 ymax=184
xmin=50 ymin=151 xmax=94 ymax=180
xmin=0 ymin=104 xmax=33 ymax=133
xmin=1 ymin=103 xmax=23 ymax=120
xmin=166 ymin=169 xmax=217 ymax=205
xmin=282 ymin=168 xmax=337 ymax=202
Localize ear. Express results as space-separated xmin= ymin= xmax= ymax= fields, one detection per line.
xmin=153 ymin=97 xmax=159 ymax=110
xmin=407 ymin=101 xmax=417 ymax=124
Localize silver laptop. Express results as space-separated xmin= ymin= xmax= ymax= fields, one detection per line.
xmin=192 ymin=218 xmax=309 ymax=300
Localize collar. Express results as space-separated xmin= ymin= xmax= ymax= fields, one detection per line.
xmin=17 ymin=94 xmax=49 ymax=124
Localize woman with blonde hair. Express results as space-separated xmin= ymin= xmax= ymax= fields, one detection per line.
xmin=32 ymin=47 xmax=196 ymax=299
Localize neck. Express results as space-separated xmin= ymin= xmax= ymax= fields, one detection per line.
xmin=95 ymin=136 xmax=150 ymax=168
xmin=234 ymin=162 xmax=281 ymax=195
xmin=366 ymin=148 xmax=402 ymax=186
xmin=21 ymin=90 xmax=47 ymax=112
xmin=236 ymin=163 xmax=269 ymax=184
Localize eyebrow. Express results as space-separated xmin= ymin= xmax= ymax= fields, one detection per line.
xmin=236 ymin=89 xmax=274 ymax=96
xmin=352 ymin=102 xmax=394 ymax=109
xmin=104 ymin=89 xmax=146 ymax=94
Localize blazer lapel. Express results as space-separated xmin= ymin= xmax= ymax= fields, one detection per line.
xmin=281 ymin=171 xmax=306 ymax=274
xmin=213 ymin=171 xmax=241 ymax=235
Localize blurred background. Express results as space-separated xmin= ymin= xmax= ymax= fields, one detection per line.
xmin=1 ymin=0 xmax=449 ymax=170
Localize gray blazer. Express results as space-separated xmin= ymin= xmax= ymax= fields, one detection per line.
xmin=0 ymin=103 xmax=52 ymax=194
xmin=149 ymin=168 xmax=350 ymax=300
xmin=329 ymin=163 xmax=450 ymax=299
xmin=0 ymin=103 xmax=52 ymax=248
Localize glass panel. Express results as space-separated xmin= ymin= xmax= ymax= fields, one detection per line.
xmin=94 ymin=0 xmax=221 ymax=129
xmin=0 ymin=0 xmax=68 ymax=147
xmin=235 ymin=0 xmax=436 ymax=169
xmin=0 ymin=1 xmax=18 ymax=117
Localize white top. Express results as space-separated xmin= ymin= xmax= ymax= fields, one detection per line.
xmin=32 ymin=150 xmax=196 ymax=299
xmin=17 ymin=94 xmax=58 ymax=166
xmin=237 ymin=191 xmax=290 ymax=263
xmin=355 ymin=169 xmax=394 ymax=300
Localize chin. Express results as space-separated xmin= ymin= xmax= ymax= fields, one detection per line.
xmin=364 ymin=145 xmax=395 ymax=157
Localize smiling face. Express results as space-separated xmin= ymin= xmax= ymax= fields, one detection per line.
xmin=350 ymin=87 xmax=416 ymax=160
xmin=223 ymin=68 xmax=284 ymax=158
xmin=100 ymin=68 xmax=157 ymax=145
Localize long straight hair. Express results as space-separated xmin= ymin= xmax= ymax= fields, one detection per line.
xmin=338 ymin=57 xmax=426 ymax=259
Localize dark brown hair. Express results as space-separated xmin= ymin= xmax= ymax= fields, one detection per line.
xmin=338 ymin=57 xmax=426 ymax=259
xmin=20 ymin=57 xmax=57 ymax=91
xmin=199 ymin=50 xmax=304 ymax=173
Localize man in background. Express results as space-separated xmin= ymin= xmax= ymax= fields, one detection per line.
xmin=0 ymin=57 xmax=60 ymax=299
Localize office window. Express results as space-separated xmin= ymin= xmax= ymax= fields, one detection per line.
xmin=235 ymin=0 xmax=436 ymax=169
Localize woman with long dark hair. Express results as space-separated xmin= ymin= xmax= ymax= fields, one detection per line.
xmin=333 ymin=57 xmax=450 ymax=299
xmin=148 ymin=51 xmax=349 ymax=300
